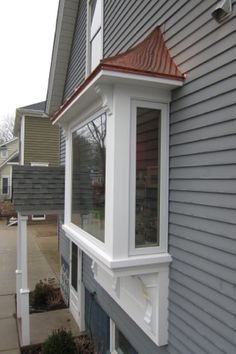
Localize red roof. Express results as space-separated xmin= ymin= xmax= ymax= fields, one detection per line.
xmin=100 ymin=27 xmax=184 ymax=80
xmin=51 ymin=27 xmax=185 ymax=122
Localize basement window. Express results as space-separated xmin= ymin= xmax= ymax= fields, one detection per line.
xmin=32 ymin=214 xmax=46 ymax=221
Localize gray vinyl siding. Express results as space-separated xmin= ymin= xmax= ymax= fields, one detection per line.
xmin=63 ymin=0 xmax=87 ymax=100
xmin=46 ymin=0 xmax=79 ymax=115
xmin=58 ymin=214 xmax=70 ymax=305
xmin=82 ymin=253 xmax=168 ymax=354
xmin=58 ymin=215 xmax=69 ymax=262
xmin=103 ymin=1 xmax=236 ymax=354
xmin=167 ymin=2 xmax=236 ymax=354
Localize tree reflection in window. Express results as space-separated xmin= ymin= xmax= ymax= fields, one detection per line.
xmin=71 ymin=113 xmax=106 ymax=242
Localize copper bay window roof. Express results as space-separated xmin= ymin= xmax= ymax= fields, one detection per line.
xmin=51 ymin=27 xmax=185 ymax=122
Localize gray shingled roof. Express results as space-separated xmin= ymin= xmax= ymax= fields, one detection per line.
xmin=12 ymin=165 xmax=64 ymax=214
xmin=19 ymin=101 xmax=46 ymax=111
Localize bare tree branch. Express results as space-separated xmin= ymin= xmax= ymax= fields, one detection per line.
xmin=0 ymin=114 xmax=15 ymax=144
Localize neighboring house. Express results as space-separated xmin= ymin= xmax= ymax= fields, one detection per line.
xmin=14 ymin=101 xmax=60 ymax=221
xmin=0 ymin=137 xmax=18 ymax=200
xmin=13 ymin=0 xmax=236 ymax=352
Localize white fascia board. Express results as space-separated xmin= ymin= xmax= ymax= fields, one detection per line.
xmin=53 ymin=68 xmax=183 ymax=125
xmin=101 ymin=69 xmax=184 ymax=89
xmin=63 ymin=223 xmax=172 ymax=276
xmin=45 ymin=0 xmax=65 ymax=115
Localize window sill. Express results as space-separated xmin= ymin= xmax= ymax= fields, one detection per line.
xmin=63 ymin=223 xmax=172 ymax=276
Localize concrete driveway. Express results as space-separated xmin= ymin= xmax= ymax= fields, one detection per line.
xmin=0 ymin=218 xmax=60 ymax=353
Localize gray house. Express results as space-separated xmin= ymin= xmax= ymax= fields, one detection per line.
xmin=45 ymin=0 xmax=236 ymax=353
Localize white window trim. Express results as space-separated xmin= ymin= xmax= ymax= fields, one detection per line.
xmin=32 ymin=214 xmax=46 ymax=221
xmin=86 ymin=0 xmax=104 ymax=75
xmin=30 ymin=162 xmax=49 ymax=167
xmin=129 ymin=100 xmax=169 ymax=256
xmin=67 ymin=108 xmax=108 ymax=253
xmin=20 ymin=116 xmax=25 ymax=165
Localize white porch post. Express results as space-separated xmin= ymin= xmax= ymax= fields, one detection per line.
xmin=19 ymin=213 xmax=30 ymax=346
xmin=16 ymin=212 xmax=22 ymax=319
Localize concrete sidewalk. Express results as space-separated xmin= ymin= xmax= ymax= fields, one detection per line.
xmin=0 ymin=219 xmax=20 ymax=353
xmin=0 ymin=218 xmax=80 ymax=352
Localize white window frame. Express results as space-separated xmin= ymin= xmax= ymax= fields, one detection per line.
xmin=68 ymin=108 xmax=107 ymax=251
xmin=32 ymin=214 xmax=46 ymax=221
xmin=30 ymin=162 xmax=49 ymax=167
xmin=110 ymin=319 xmax=137 ymax=354
xmin=129 ymin=100 xmax=169 ymax=256
xmin=1 ymin=176 xmax=9 ymax=195
xmin=86 ymin=0 xmax=104 ymax=75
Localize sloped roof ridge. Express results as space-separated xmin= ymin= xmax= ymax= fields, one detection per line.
xmin=0 ymin=137 xmax=18 ymax=148
xmin=19 ymin=101 xmax=46 ymax=111
xmin=100 ymin=26 xmax=185 ymax=80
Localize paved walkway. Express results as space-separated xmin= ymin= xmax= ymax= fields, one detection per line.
xmin=0 ymin=219 xmax=20 ymax=353
xmin=0 ymin=218 xmax=79 ymax=352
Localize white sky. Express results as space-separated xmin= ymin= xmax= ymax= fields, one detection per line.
xmin=0 ymin=0 xmax=59 ymax=120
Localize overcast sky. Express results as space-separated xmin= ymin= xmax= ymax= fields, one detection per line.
xmin=0 ymin=0 xmax=59 ymax=120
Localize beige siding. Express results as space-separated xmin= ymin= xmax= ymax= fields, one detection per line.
xmin=24 ymin=116 xmax=59 ymax=167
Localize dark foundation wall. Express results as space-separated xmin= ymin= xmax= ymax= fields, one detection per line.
xmin=82 ymin=253 xmax=168 ymax=354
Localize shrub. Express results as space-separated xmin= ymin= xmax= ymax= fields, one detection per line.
xmin=74 ymin=334 xmax=95 ymax=353
xmin=33 ymin=280 xmax=54 ymax=308
xmin=42 ymin=328 xmax=76 ymax=354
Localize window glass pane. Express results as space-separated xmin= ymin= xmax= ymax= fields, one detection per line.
xmin=2 ymin=178 xmax=8 ymax=194
xmin=115 ymin=328 xmax=138 ymax=354
xmin=90 ymin=30 xmax=102 ymax=71
xmin=90 ymin=0 xmax=102 ymax=38
xmin=72 ymin=114 xmax=106 ymax=242
xmin=71 ymin=243 xmax=78 ymax=291
xmin=135 ymin=108 xmax=161 ymax=248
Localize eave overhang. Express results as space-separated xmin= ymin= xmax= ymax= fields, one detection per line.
xmin=51 ymin=27 xmax=185 ymax=125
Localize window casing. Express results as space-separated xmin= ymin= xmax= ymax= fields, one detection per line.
xmin=130 ymin=100 xmax=169 ymax=256
xmin=71 ymin=113 xmax=106 ymax=243
xmin=135 ymin=107 xmax=161 ymax=248
xmin=87 ymin=0 xmax=103 ymax=73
